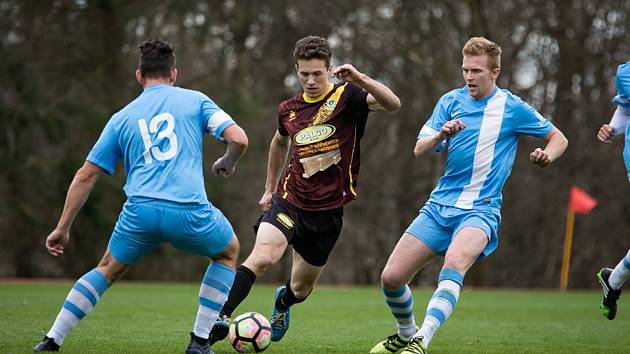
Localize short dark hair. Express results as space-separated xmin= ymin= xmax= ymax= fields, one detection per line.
xmin=293 ymin=36 xmax=332 ymax=67
xmin=138 ymin=38 xmax=176 ymax=79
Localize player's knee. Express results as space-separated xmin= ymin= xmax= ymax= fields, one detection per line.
xmin=96 ymin=251 xmax=128 ymax=284
xmin=245 ymin=252 xmax=276 ymax=276
xmin=380 ymin=267 xmax=406 ymax=290
xmin=224 ymin=236 xmax=240 ymax=260
xmin=443 ymin=255 xmax=469 ymax=274
xmin=95 ymin=263 xmax=125 ymax=284
xmin=213 ymin=235 xmax=239 ymax=267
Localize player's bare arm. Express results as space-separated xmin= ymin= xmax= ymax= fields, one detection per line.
xmin=529 ymin=127 xmax=568 ymax=167
xmin=212 ymin=124 xmax=248 ymax=178
xmin=259 ymin=130 xmax=291 ymax=211
xmin=332 ymin=63 xmax=401 ymax=112
xmin=46 ymin=161 xmax=102 ymax=256
xmin=414 ymin=119 xmax=466 ymax=158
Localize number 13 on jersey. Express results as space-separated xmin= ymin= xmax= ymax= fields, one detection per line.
xmin=138 ymin=112 xmax=179 ymax=164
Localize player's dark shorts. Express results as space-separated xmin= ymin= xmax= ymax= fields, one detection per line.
xmin=254 ymin=195 xmax=343 ymax=267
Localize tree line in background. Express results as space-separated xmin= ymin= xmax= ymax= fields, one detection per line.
xmin=2 ymin=0 xmax=629 ymax=288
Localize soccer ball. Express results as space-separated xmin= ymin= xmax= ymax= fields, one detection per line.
xmin=228 ymin=312 xmax=272 ymax=353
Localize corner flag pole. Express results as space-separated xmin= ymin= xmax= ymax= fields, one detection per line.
xmin=559 ymin=207 xmax=575 ymax=290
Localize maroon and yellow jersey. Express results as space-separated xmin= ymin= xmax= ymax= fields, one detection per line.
xmin=276 ymin=82 xmax=370 ymax=211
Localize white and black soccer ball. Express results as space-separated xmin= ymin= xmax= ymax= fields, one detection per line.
xmin=228 ymin=312 xmax=272 ymax=353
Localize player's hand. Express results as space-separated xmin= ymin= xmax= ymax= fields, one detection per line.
xmin=530 ymin=147 xmax=551 ymax=167
xmin=46 ymin=229 xmax=69 ymax=256
xmin=259 ymin=190 xmax=273 ymax=212
xmin=438 ymin=119 xmax=465 ymax=139
xmin=597 ymin=124 xmax=615 ymax=143
xmin=212 ymin=155 xmax=236 ymax=177
xmin=332 ymin=64 xmax=363 ymax=83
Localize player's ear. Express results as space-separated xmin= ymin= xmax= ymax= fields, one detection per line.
xmin=170 ymin=68 xmax=177 ymax=84
xmin=135 ymin=69 xmax=144 ymax=86
xmin=491 ymin=67 xmax=500 ymax=80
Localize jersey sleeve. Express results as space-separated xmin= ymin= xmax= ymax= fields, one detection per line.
xmin=277 ymin=102 xmax=289 ymax=136
xmin=346 ymin=82 xmax=370 ymax=115
xmin=610 ymin=106 xmax=630 ymax=136
xmin=86 ymin=118 xmax=122 ymax=175
xmin=613 ymin=62 xmax=630 ymax=108
xmin=613 ymin=95 xmax=630 ymax=108
xmin=417 ymin=94 xmax=451 ymax=152
xmin=200 ymin=94 xmax=236 ymax=140
xmin=513 ymin=101 xmax=553 ymax=138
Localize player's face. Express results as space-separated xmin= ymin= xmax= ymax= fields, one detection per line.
xmin=296 ymin=59 xmax=332 ymax=98
xmin=462 ymin=55 xmax=499 ymax=100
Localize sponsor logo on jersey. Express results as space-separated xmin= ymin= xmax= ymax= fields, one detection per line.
xmin=288 ymin=110 xmax=296 ymax=121
xmin=276 ymin=213 xmax=294 ymax=229
xmin=311 ymin=84 xmax=346 ymax=125
xmin=294 ymin=124 xmax=336 ymax=146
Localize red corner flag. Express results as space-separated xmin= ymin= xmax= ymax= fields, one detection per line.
xmin=569 ymin=185 xmax=597 ymax=214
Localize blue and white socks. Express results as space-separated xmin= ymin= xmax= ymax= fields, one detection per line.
xmin=193 ymin=262 xmax=235 ymax=339
xmin=609 ymin=250 xmax=630 ymax=290
xmin=383 ymin=284 xmax=417 ymax=339
xmin=44 ymin=263 xmax=235 ymax=345
xmin=47 ymin=269 xmax=110 ymax=345
xmin=416 ymin=268 xmax=463 ymax=347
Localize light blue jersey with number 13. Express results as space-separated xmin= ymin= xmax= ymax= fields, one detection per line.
xmin=87 ymin=84 xmax=235 ymax=204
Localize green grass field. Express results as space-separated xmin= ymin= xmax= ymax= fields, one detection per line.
xmin=1 ymin=282 xmax=628 ymax=353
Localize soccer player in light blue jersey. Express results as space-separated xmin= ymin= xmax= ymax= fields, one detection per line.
xmin=595 ymin=60 xmax=630 ymax=321
xmin=370 ymin=37 xmax=568 ymax=354
xmin=33 ymin=38 xmax=248 ymax=354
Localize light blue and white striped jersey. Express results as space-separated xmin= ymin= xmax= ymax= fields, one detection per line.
xmin=418 ymin=86 xmax=553 ymax=210
xmin=87 ymin=84 xmax=235 ymax=204
xmin=612 ymin=61 xmax=630 ymax=181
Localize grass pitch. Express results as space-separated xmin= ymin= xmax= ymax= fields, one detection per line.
xmin=0 ymin=282 xmax=628 ymax=353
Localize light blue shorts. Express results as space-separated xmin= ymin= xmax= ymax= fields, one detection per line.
xmin=109 ymin=199 xmax=234 ymax=265
xmin=405 ymin=202 xmax=501 ymax=260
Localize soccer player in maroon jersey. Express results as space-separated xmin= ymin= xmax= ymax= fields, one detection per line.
xmin=208 ymin=35 xmax=401 ymax=345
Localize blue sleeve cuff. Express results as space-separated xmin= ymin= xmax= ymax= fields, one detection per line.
xmin=534 ymin=123 xmax=554 ymax=138
xmin=214 ymin=120 xmax=236 ymax=141
xmin=613 ymin=95 xmax=630 ymax=108
xmin=86 ymin=156 xmax=115 ymax=176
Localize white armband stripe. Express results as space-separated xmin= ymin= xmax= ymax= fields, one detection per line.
xmin=419 ymin=125 xmax=439 ymax=137
xmin=610 ymin=106 xmax=630 ymax=136
xmin=207 ymin=111 xmax=234 ymax=136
